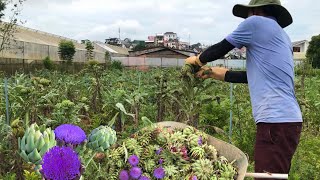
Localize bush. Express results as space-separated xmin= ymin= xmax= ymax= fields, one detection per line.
xmin=86 ymin=60 xmax=100 ymax=67
xmin=110 ymin=60 xmax=123 ymax=70
xmin=295 ymin=60 xmax=319 ymax=77
xmin=43 ymin=56 xmax=55 ymax=70
xmin=58 ymin=40 xmax=76 ymax=62
xmin=85 ymin=60 xmax=102 ymax=72
xmin=290 ymin=134 xmax=320 ymax=179
xmin=200 ymin=98 xmax=230 ymax=132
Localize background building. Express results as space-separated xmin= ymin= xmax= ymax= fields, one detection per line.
xmin=129 ymin=47 xmax=196 ymax=59
xmin=292 ymin=40 xmax=309 ymax=60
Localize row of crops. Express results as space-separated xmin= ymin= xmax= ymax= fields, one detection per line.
xmin=0 ymin=63 xmax=319 ymax=179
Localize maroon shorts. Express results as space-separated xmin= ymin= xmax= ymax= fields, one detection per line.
xmin=254 ymin=122 xmax=302 ymax=180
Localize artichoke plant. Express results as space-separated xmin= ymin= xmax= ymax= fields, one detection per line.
xmin=87 ymin=126 xmax=117 ymax=152
xmin=18 ymin=123 xmax=56 ymax=165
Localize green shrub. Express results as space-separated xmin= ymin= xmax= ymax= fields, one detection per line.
xmin=58 ymin=40 xmax=76 ymax=62
xmin=200 ymin=98 xmax=230 ymax=132
xmin=295 ymin=60 xmax=320 ymax=77
xmin=86 ymin=60 xmax=100 ymax=67
xmin=110 ymin=60 xmax=123 ymax=70
xmin=43 ymin=56 xmax=55 ymax=70
xmin=290 ymin=134 xmax=320 ymax=180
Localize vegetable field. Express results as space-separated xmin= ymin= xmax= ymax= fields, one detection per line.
xmin=0 ymin=63 xmax=319 ymax=179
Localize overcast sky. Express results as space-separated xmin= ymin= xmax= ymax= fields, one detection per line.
xmin=5 ymin=0 xmax=320 ymax=45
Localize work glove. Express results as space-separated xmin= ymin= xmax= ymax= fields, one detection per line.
xmin=184 ymin=54 xmax=206 ymax=67
xmin=196 ymin=66 xmax=229 ymax=81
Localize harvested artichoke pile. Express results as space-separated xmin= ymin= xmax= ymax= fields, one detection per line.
xmin=105 ymin=125 xmax=238 ymax=180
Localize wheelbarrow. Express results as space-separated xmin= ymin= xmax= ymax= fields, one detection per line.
xmin=157 ymin=121 xmax=288 ymax=180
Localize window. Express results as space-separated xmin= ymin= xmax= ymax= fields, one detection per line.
xmin=293 ymin=47 xmax=301 ymax=52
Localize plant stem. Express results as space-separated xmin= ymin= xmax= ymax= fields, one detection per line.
xmin=85 ymin=152 xmax=97 ymax=169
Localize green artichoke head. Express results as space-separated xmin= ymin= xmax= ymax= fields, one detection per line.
xmin=87 ymin=126 xmax=117 ymax=152
xmin=18 ymin=123 xmax=56 ymax=165
xmin=192 ymin=159 xmax=214 ymax=180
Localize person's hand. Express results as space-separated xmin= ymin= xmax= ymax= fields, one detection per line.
xmin=185 ymin=54 xmax=206 ymax=67
xmin=197 ymin=66 xmax=229 ymax=81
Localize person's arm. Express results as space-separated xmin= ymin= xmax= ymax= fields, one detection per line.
xmin=199 ymin=39 xmax=235 ymax=64
xmin=197 ymin=67 xmax=248 ymax=84
xmin=225 ymin=71 xmax=248 ymax=83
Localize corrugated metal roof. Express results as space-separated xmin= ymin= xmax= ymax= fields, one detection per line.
xmin=130 ymin=47 xmax=196 ymax=57
xmin=94 ymin=42 xmax=129 ymax=56
xmin=95 ymin=42 xmax=118 ymax=53
xmin=105 ymin=44 xmax=130 ymax=55
xmin=292 ymin=40 xmax=308 ymax=47
xmin=7 ymin=24 xmax=104 ymax=53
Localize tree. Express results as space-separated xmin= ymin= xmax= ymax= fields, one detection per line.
xmin=58 ymin=40 xmax=76 ymax=62
xmin=132 ymin=41 xmax=146 ymax=51
xmin=0 ymin=0 xmax=26 ymax=54
xmin=104 ymin=51 xmax=111 ymax=69
xmin=191 ymin=43 xmax=201 ymax=50
xmin=105 ymin=51 xmax=111 ymax=61
xmin=0 ymin=1 xmax=5 ymax=18
xmin=306 ymin=34 xmax=320 ymax=68
xmin=85 ymin=40 xmax=94 ymax=61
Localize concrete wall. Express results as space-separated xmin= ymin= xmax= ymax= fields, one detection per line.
xmin=293 ymin=52 xmax=306 ymax=60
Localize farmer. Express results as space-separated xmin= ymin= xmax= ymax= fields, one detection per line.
xmin=185 ymin=0 xmax=303 ymax=178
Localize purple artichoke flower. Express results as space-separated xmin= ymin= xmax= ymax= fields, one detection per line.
xmin=119 ymin=170 xmax=129 ymax=180
xmin=41 ymin=146 xmax=81 ymax=180
xmin=130 ymin=167 xmax=142 ymax=179
xmin=158 ymin=158 xmax=164 ymax=165
xmin=198 ymin=136 xmax=203 ymax=146
xmin=156 ymin=148 xmax=163 ymax=155
xmin=192 ymin=176 xmax=198 ymax=180
xmin=54 ymin=124 xmax=86 ymax=146
xmin=139 ymin=176 xmax=150 ymax=180
xmin=128 ymin=155 xmax=140 ymax=166
xmin=153 ymin=167 xmax=165 ymax=179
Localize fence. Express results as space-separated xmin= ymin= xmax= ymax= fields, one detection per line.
xmin=114 ymin=57 xmax=247 ymax=69
xmin=1 ymin=57 xmax=303 ymax=75
xmin=114 ymin=57 xmax=303 ymax=69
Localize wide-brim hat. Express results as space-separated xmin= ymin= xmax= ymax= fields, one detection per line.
xmin=233 ymin=0 xmax=293 ymax=28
